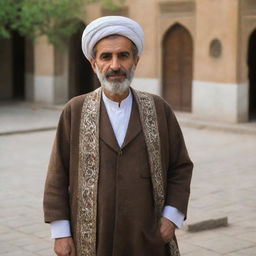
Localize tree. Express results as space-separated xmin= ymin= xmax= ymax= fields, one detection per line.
xmin=0 ymin=0 xmax=19 ymax=38
xmin=0 ymin=0 xmax=124 ymax=46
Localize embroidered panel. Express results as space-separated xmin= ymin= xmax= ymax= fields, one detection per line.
xmin=77 ymin=88 xmax=101 ymax=256
xmin=169 ymin=240 xmax=181 ymax=256
xmin=134 ymin=90 xmax=165 ymax=216
xmin=134 ymin=90 xmax=180 ymax=256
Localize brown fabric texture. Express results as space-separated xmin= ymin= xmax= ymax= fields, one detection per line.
xmin=43 ymin=89 xmax=193 ymax=256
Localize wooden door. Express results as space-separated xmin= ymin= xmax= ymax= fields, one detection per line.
xmin=162 ymin=24 xmax=193 ymax=112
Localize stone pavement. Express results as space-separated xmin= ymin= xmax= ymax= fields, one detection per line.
xmin=0 ymin=101 xmax=62 ymax=135
xmin=0 ymin=102 xmax=255 ymax=255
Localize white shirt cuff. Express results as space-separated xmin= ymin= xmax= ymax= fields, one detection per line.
xmin=50 ymin=220 xmax=71 ymax=239
xmin=162 ymin=206 xmax=185 ymax=229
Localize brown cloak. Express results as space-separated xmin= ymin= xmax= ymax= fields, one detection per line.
xmin=43 ymin=88 xmax=193 ymax=256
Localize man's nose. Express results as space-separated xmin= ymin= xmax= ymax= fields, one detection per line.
xmin=110 ymin=56 xmax=120 ymax=70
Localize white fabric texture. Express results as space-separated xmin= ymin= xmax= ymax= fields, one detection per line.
xmin=162 ymin=206 xmax=184 ymax=229
xmin=81 ymin=16 xmax=144 ymax=60
xmin=102 ymin=90 xmax=132 ymax=147
xmin=51 ymin=220 xmax=71 ymax=239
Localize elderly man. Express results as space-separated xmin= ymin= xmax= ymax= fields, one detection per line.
xmin=43 ymin=16 xmax=193 ymax=256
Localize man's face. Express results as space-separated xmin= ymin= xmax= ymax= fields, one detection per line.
xmin=90 ymin=36 xmax=139 ymax=95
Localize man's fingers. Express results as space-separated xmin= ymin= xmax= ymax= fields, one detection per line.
xmin=159 ymin=217 xmax=175 ymax=242
xmin=160 ymin=223 xmax=170 ymax=233
xmin=70 ymin=240 xmax=76 ymax=256
xmin=54 ymin=237 xmax=74 ymax=256
xmin=160 ymin=229 xmax=172 ymax=242
xmin=54 ymin=247 xmax=71 ymax=256
xmin=161 ymin=230 xmax=174 ymax=243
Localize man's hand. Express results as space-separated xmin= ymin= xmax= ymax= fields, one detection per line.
xmin=159 ymin=217 xmax=175 ymax=243
xmin=54 ymin=237 xmax=75 ymax=256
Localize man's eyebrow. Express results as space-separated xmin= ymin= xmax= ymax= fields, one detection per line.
xmin=118 ymin=51 xmax=130 ymax=55
xmin=100 ymin=52 xmax=112 ymax=57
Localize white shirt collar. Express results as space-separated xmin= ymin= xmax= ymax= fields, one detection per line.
xmin=102 ymin=89 xmax=132 ymax=110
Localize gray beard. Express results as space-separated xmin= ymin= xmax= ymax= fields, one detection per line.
xmin=95 ymin=65 xmax=135 ymax=96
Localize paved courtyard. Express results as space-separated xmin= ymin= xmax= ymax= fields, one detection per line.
xmin=0 ymin=103 xmax=255 ymax=255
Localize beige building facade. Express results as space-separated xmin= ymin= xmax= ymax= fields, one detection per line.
xmin=0 ymin=0 xmax=256 ymax=123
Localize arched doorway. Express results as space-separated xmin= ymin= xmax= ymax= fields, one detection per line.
xmin=0 ymin=32 xmax=25 ymax=101
xmin=12 ymin=31 xmax=25 ymax=99
xmin=248 ymin=29 xmax=256 ymax=120
xmin=68 ymin=22 xmax=99 ymax=99
xmin=162 ymin=23 xmax=193 ymax=112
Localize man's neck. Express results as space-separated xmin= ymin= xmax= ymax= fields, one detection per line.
xmin=103 ymin=88 xmax=130 ymax=103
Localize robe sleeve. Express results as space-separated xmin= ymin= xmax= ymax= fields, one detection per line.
xmin=165 ymin=106 xmax=193 ymax=219
xmin=43 ymin=103 xmax=71 ymax=223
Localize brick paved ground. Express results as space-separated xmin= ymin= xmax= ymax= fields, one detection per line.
xmin=0 ymin=103 xmax=255 ymax=255
xmin=0 ymin=131 xmax=55 ymax=256
xmin=177 ymin=126 xmax=256 ymax=255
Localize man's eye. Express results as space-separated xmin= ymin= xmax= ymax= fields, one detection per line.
xmin=119 ymin=53 xmax=129 ymax=58
xmin=100 ymin=54 xmax=111 ymax=60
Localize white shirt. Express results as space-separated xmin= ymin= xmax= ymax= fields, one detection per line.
xmin=102 ymin=90 xmax=133 ymax=147
xmin=50 ymin=90 xmax=184 ymax=238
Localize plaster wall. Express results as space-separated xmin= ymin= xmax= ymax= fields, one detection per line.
xmin=192 ymin=0 xmax=250 ymax=122
xmin=31 ymin=36 xmax=70 ymax=103
xmin=124 ymin=0 xmax=158 ymax=79
xmin=193 ymin=81 xmax=249 ymax=122
xmin=32 ymin=36 xmax=55 ymax=103
xmin=132 ymin=78 xmax=161 ymax=96
xmin=194 ymin=0 xmax=239 ymax=83
xmin=25 ymin=39 xmax=34 ymax=101
xmin=54 ymin=48 xmax=69 ymax=104
xmin=34 ymin=36 xmax=54 ymax=76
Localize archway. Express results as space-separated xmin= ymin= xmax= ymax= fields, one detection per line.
xmin=68 ymin=22 xmax=99 ymax=99
xmin=162 ymin=23 xmax=193 ymax=112
xmin=12 ymin=31 xmax=25 ymax=99
xmin=248 ymin=29 xmax=256 ymax=120
xmin=0 ymin=32 xmax=25 ymax=100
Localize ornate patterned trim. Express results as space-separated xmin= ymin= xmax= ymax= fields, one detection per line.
xmin=134 ymin=89 xmax=180 ymax=256
xmin=133 ymin=90 xmax=165 ymax=217
xmin=77 ymin=88 xmax=101 ymax=256
xmin=169 ymin=240 xmax=180 ymax=256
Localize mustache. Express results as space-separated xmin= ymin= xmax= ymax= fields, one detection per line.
xmin=105 ymin=69 xmax=127 ymax=78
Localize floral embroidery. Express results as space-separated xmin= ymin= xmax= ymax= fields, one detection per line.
xmin=135 ymin=91 xmax=180 ymax=256
xmin=77 ymin=88 xmax=101 ymax=256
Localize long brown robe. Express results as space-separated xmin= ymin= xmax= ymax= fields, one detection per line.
xmin=43 ymin=88 xmax=193 ymax=256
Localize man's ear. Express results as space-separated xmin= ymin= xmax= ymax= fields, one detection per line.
xmin=134 ymin=56 xmax=140 ymax=67
xmin=90 ymin=58 xmax=97 ymax=73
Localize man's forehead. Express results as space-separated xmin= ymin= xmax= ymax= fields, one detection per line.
xmin=95 ymin=35 xmax=133 ymax=53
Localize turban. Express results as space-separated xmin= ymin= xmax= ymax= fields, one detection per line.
xmin=81 ymin=16 xmax=144 ymax=60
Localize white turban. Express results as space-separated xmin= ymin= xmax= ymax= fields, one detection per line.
xmin=81 ymin=16 xmax=144 ymax=60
